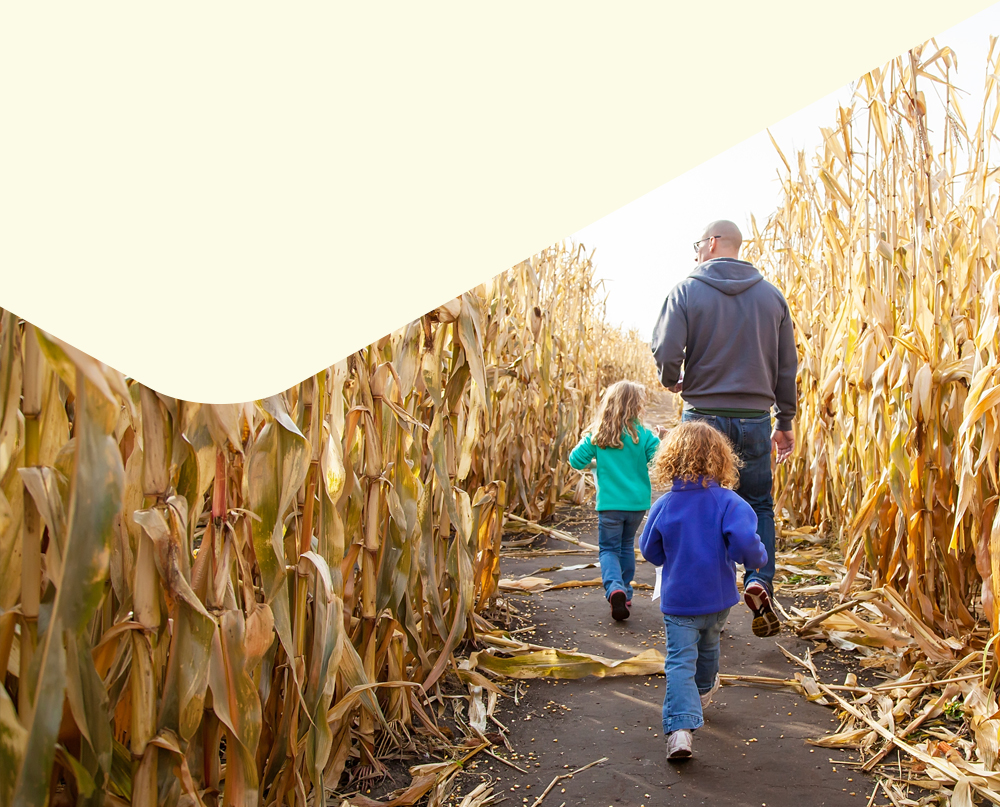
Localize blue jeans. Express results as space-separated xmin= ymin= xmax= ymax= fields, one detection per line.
xmin=596 ymin=509 xmax=646 ymax=601
xmin=681 ymin=411 xmax=776 ymax=595
xmin=662 ymin=608 xmax=731 ymax=733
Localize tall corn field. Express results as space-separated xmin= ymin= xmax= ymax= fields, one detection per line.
xmin=744 ymin=40 xmax=1000 ymax=641
xmin=0 ymin=245 xmax=658 ymax=805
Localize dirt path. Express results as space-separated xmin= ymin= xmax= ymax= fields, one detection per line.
xmin=457 ymin=508 xmax=885 ymax=807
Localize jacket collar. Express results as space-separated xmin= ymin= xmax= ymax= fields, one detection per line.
xmin=671 ymin=477 xmax=720 ymax=491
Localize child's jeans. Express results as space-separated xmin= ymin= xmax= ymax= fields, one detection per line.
xmin=661 ymin=608 xmax=731 ymax=734
xmin=596 ymin=510 xmax=646 ymax=601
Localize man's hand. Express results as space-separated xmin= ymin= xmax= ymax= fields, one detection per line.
xmin=667 ymin=380 xmax=683 ymax=393
xmin=772 ymin=429 xmax=794 ymax=464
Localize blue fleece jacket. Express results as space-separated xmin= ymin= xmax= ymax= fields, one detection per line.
xmin=638 ymin=478 xmax=768 ymax=616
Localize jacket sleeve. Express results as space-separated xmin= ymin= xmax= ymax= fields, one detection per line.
xmin=650 ymin=287 xmax=687 ymax=389
xmin=643 ymin=428 xmax=660 ymax=463
xmin=774 ymin=296 xmax=798 ymax=432
xmin=638 ymin=505 xmax=667 ymax=566
xmin=568 ymin=434 xmax=596 ymax=470
xmin=721 ymin=494 xmax=768 ymax=570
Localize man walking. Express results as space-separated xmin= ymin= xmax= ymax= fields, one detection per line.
xmin=650 ymin=220 xmax=797 ymax=637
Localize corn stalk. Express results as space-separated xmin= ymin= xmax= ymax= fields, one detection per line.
xmin=745 ymin=39 xmax=1000 ymax=642
xmin=0 ymin=244 xmax=657 ymax=805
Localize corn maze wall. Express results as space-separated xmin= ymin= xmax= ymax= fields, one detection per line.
xmin=746 ymin=42 xmax=1000 ymax=640
xmin=0 ymin=245 xmax=658 ymax=805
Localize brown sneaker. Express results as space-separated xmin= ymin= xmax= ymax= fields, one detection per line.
xmin=743 ymin=581 xmax=780 ymax=637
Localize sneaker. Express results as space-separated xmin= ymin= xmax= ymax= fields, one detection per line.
xmin=700 ymin=675 xmax=721 ymax=709
xmin=743 ymin=581 xmax=780 ymax=637
xmin=666 ymin=729 xmax=693 ymax=759
xmin=609 ymin=590 xmax=629 ymax=621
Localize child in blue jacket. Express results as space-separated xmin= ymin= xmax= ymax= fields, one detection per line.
xmin=639 ymin=421 xmax=768 ymax=760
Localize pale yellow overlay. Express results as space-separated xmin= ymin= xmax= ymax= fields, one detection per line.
xmin=1 ymin=2 xmax=994 ymax=402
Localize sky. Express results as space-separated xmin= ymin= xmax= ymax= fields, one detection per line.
xmin=573 ymin=2 xmax=1000 ymax=341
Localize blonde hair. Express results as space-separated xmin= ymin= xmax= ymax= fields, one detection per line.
xmin=589 ymin=381 xmax=646 ymax=449
xmin=651 ymin=421 xmax=742 ymax=488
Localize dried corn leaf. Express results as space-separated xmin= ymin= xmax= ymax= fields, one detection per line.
xmin=470 ymin=647 xmax=664 ymax=679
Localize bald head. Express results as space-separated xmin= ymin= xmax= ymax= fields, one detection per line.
xmin=700 ymin=220 xmax=742 ymax=257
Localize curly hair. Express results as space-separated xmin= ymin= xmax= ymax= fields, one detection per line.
xmin=651 ymin=421 xmax=743 ymax=489
xmin=589 ymin=380 xmax=646 ymax=449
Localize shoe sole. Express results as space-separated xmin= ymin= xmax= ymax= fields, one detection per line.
xmin=751 ymin=611 xmax=781 ymax=637
xmin=667 ymin=747 xmax=692 ymax=760
xmin=744 ymin=584 xmax=781 ymax=637
xmin=610 ymin=591 xmax=629 ymax=621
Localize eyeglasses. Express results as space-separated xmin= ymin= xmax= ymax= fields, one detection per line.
xmin=692 ymin=235 xmax=721 ymax=252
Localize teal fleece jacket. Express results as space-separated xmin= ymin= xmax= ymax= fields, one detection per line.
xmin=568 ymin=424 xmax=660 ymax=511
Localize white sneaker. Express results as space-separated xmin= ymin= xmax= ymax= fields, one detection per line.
xmin=666 ymin=729 xmax=693 ymax=759
xmin=700 ymin=675 xmax=721 ymax=709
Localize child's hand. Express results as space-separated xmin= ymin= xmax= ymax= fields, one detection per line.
xmin=654 ymin=425 xmax=667 ymax=439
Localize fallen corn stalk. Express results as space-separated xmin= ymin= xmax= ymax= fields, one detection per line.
xmin=498 ymin=576 xmax=652 ymax=594
xmin=817 ymin=683 xmax=1000 ymax=806
xmin=470 ymin=646 xmax=664 ymax=679
xmin=861 ymin=683 xmax=963 ymax=772
xmin=345 ymin=743 xmax=490 ymax=807
xmin=504 ymin=514 xmax=600 ymax=551
xmin=528 ymin=757 xmax=608 ymax=807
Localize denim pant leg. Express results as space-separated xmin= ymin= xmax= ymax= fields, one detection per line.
xmin=618 ymin=510 xmax=646 ymax=602
xmin=732 ymin=416 xmax=777 ymax=595
xmin=694 ymin=608 xmax=731 ymax=693
xmin=597 ymin=511 xmax=626 ymax=599
xmin=662 ymin=614 xmax=704 ymax=733
xmin=681 ymin=411 xmax=777 ymax=596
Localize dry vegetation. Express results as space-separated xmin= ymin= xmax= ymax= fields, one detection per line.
xmin=738 ymin=38 xmax=1000 ymax=804
xmin=0 ymin=245 xmax=658 ymax=806
xmin=746 ymin=41 xmax=1000 ymax=633
xmin=7 ymin=27 xmax=1000 ymax=807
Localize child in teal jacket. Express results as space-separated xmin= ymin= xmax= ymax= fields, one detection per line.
xmin=569 ymin=380 xmax=662 ymax=621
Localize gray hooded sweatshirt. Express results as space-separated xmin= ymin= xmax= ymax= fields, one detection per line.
xmin=650 ymin=258 xmax=797 ymax=431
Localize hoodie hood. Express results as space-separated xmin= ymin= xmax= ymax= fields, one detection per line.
xmin=691 ymin=258 xmax=763 ymax=296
